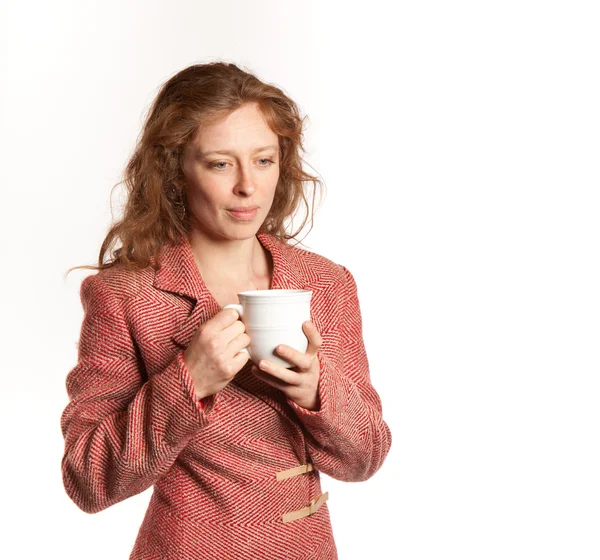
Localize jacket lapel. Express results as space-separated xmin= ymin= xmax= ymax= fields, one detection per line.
xmin=152 ymin=233 xmax=217 ymax=350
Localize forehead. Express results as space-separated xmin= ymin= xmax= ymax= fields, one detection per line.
xmin=192 ymin=103 xmax=278 ymax=150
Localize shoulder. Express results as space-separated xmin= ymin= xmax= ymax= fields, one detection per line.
xmin=280 ymin=240 xmax=343 ymax=280
xmin=275 ymin=239 xmax=364 ymax=330
xmin=275 ymin=237 xmax=354 ymax=289
xmin=79 ymin=264 xmax=154 ymax=312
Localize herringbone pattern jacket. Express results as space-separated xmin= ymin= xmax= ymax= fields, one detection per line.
xmin=60 ymin=232 xmax=392 ymax=559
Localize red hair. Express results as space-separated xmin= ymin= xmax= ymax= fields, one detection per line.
xmin=67 ymin=61 xmax=324 ymax=275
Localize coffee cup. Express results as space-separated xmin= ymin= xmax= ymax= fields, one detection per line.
xmin=223 ymin=289 xmax=312 ymax=369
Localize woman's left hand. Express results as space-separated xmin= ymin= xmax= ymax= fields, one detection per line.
xmin=251 ymin=320 xmax=322 ymax=411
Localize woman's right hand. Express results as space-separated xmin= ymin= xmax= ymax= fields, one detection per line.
xmin=182 ymin=308 xmax=251 ymax=400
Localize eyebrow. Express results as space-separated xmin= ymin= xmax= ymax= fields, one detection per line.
xmin=199 ymin=145 xmax=278 ymax=157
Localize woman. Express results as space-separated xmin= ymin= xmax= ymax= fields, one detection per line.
xmin=61 ymin=61 xmax=392 ymax=560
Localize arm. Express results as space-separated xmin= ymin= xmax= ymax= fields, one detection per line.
xmin=286 ymin=266 xmax=392 ymax=482
xmin=60 ymin=273 xmax=220 ymax=514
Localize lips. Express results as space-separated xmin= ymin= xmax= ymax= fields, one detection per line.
xmin=227 ymin=206 xmax=259 ymax=212
xmin=227 ymin=207 xmax=259 ymax=221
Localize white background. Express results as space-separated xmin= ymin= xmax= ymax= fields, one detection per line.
xmin=1 ymin=1 xmax=599 ymax=558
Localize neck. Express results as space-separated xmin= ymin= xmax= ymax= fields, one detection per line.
xmin=186 ymin=228 xmax=267 ymax=285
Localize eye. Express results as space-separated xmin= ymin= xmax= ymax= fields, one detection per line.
xmin=210 ymin=161 xmax=228 ymax=170
xmin=209 ymin=159 xmax=275 ymax=171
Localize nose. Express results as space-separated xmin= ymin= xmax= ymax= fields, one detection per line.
xmin=233 ymin=161 xmax=257 ymax=197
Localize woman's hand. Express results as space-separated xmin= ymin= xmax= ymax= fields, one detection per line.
xmin=183 ymin=308 xmax=251 ymax=400
xmin=250 ymin=321 xmax=322 ymax=411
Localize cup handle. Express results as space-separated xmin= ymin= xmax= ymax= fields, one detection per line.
xmin=222 ymin=303 xmax=250 ymax=356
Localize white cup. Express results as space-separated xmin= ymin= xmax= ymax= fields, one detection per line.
xmin=223 ymin=289 xmax=312 ymax=368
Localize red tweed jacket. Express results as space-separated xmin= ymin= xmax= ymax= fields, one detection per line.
xmin=60 ymin=231 xmax=392 ymax=560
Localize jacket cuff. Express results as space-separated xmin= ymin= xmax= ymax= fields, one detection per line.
xmin=151 ymin=349 xmax=221 ymax=445
xmin=286 ymin=349 xmax=347 ymax=438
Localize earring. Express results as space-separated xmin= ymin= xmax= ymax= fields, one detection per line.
xmin=177 ymin=189 xmax=187 ymax=221
xmin=168 ymin=185 xmax=186 ymax=221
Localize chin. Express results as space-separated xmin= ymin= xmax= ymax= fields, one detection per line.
xmin=221 ymin=224 xmax=260 ymax=240
xmin=190 ymin=213 xmax=263 ymax=242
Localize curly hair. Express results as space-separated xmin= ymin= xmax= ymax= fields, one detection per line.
xmin=66 ymin=61 xmax=325 ymax=276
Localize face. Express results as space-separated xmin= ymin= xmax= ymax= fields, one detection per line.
xmin=182 ymin=102 xmax=280 ymax=242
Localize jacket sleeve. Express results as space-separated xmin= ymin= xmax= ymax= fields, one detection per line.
xmin=60 ymin=273 xmax=221 ymax=514
xmin=286 ymin=265 xmax=392 ymax=482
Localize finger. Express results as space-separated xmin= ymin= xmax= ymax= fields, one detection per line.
xmin=302 ymin=321 xmax=323 ymax=357
xmin=222 ymin=319 xmax=246 ymax=342
xmin=251 ymin=366 xmax=289 ymax=390
xmin=255 ymin=360 xmax=301 ymax=386
xmin=226 ymin=331 xmax=251 ymax=357
xmin=232 ymin=350 xmax=250 ymax=370
xmin=275 ymin=344 xmax=312 ymax=371
xmin=209 ymin=308 xmax=242 ymax=331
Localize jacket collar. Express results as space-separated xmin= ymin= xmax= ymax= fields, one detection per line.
xmin=153 ymin=231 xmax=310 ymax=301
xmin=153 ymin=231 xmax=316 ymax=349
